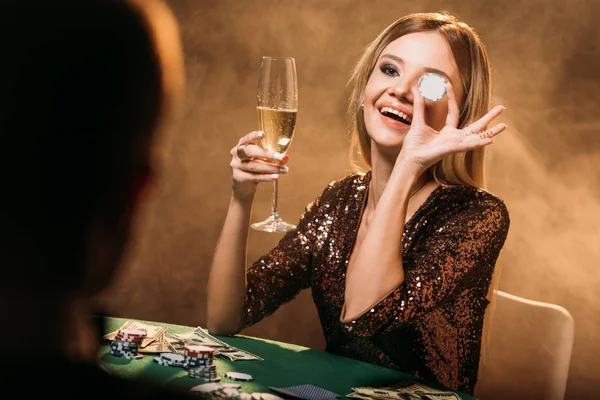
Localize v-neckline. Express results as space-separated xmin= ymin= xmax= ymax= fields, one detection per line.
xmin=345 ymin=171 xmax=444 ymax=270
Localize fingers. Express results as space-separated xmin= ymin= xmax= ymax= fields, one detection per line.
xmin=461 ymin=122 xmax=507 ymax=149
xmin=237 ymin=130 xmax=264 ymax=146
xmin=445 ymin=81 xmax=460 ymax=127
xmin=230 ymin=130 xmax=290 ymax=187
xmin=464 ymin=105 xmax=506 ymax=133
xmin=234 ymin=158 xmax=289 ymax=175
xmin=411 ymin=86 xmax=426 ymax=126
xmin=230 ymin=130 xmax=287 ymax=163
xmin=232 ymin=169 xmax=281 ymax=184
xmin=236 ymin=144 xmax=287 ymax=163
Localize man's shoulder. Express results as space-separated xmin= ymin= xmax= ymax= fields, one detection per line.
xmin=0 ymin=359 xmax=198 ymax=398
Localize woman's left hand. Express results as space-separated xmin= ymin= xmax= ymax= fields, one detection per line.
xmin=398 ymin=81 xmax=507 ymax=173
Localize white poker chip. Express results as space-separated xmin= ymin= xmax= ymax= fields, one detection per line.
xmin=224 ymin=371 xmax=253 ymax=381
xmin=418 ymin=72 xmax=447 ymax=101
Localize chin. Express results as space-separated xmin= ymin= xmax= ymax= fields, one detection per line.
xmin=369 ymin=138 xmax=404 ymax=161
xmin=367 ymin=125 xmax=407 ymax=146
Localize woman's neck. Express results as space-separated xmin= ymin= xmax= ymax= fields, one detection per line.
xmin=368 ymin=149 xmax=430 ymax=212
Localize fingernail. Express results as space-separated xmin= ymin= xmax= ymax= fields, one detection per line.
xmin=279 ymin=166 xmax=289 ymax=173
xmin=257 ymin=131 xmax=264 ymax=137
xmin=273 ymin=152 xmax=284 ymax=161
xmin=270 ymin=174 xmax=279 ymax=179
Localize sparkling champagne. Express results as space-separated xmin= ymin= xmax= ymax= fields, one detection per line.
xmin=257 ymin=106 xmax=297 ymax=154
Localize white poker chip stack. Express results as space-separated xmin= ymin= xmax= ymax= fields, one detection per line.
xmin=109 ymin=328 xmax=146 ymax=359
xmin=184 ymin=345 xmax=220 ymax=382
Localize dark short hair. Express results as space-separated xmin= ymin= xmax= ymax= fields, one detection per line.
xmin=0 ymin=0 xmax=163 ymax=286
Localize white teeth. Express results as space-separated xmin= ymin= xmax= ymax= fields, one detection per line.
xmin=380 ymin=106 xmax=412 ymax=123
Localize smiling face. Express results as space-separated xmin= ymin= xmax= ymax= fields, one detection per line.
xmin=363 ymin=31 xmax=465 ymax=152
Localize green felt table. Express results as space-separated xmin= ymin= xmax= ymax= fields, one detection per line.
xmin=99 ymin=317 xmax=476 ymax=399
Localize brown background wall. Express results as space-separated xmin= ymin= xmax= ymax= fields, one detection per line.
xmin=99 ymin=0 xmax=600 ymax=398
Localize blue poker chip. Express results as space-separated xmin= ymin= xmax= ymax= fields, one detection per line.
xmin=189 ymin=370 xmax=217 ymax=375
xmin=188 ymin=365 xmax=217 ymax=372
xmin=159 ymin=353 xmax=185 ymax=366
xmin=111 ymin=343 xmax=139 ymax=349
xmin=110 ymin=349 xmax=139 ymax=358
xmin=184 ymin=360 xmax=213 ymax=369
xmin=153 ymin=357 xmax=169 ymax=365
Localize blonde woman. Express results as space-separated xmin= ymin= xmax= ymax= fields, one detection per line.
xmin=208 ymin=12 xmax=510 ymax=395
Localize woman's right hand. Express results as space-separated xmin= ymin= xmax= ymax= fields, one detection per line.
xmin=229 ymin=130 xmax=290 ymax=202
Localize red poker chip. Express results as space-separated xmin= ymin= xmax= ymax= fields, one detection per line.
xmin=117 ymin=329 xmax=147 ymax=337
xmin=184 ymin=345 xmax=215 ymax=358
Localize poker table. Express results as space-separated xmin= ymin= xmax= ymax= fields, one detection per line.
xmin=99 ymin=317 xmax=476 ymax=399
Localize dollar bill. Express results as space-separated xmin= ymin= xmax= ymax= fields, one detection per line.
xmin=105 ymin=320 xmax=262 ymax=360
xmin=348 ymin=381 xmax=462 ymax=400
xmin=103 ymin=320 xmax=167 ymax=348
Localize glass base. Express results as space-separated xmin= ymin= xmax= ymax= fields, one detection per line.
xmin=251 ymin=213 xmax=297 ymax=233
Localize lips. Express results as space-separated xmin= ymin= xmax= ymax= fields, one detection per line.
xmin=379 ymin=106 xmax=412 ymax=125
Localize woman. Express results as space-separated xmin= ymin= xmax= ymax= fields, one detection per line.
xmin=207 ymin=12 xmax=510 ymax=395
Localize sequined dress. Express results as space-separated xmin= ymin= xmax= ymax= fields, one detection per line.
xmin=238 ymin=171 xmax=510 ymax=394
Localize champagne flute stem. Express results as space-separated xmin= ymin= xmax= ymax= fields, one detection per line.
xmin=270 ymin=179 xmax=280 ymax=218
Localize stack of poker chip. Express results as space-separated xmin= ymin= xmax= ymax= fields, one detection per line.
xmin=184 ymin=345 xmax=220 ymax=382
xmin=109 ymin=328 xmax=146 ymax=359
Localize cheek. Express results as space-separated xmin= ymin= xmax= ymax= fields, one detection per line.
xmin=363 ymin=73 xmax=384 ymax=102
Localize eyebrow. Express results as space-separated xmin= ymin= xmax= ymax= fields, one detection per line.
xmin=380 ymin=54 xmax=452 ymax=81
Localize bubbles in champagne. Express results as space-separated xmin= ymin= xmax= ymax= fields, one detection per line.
xmin=257 ymin=106 xmax=297 ymax=154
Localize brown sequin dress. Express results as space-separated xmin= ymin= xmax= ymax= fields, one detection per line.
xmin=238 ymin=171 xmax=510 ymax=394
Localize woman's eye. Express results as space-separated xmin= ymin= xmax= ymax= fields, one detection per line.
xmin=380 ymin=64 xmax=399 ymax=77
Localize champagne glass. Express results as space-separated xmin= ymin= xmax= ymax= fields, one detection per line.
xmin=251 ymin=56 xmax=298 ymax=233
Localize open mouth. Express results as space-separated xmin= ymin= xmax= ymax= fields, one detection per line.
xmin=380 ymin=106 xmax=412 ymax=125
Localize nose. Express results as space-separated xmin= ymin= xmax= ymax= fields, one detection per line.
xmin=387 ymin=76 xmax=415 ymax=103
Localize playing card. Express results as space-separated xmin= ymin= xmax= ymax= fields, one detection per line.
xmin=269 ymin=384 xmax=341 ymax=400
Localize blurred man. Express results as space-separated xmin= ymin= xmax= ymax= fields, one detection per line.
xmin=0 ymin=0 xmax=200 ymax=396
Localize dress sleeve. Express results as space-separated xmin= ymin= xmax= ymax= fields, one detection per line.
xmin=236 ymin=185 xmax=330 ymax=332
xmin=340 ymin=194 xmax=510 ymax=337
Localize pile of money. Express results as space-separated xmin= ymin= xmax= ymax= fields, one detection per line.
xmin=346 ymin=381 xmax=462 ymax=400
xmin=103 ymin=320 xmax=262 ymax=361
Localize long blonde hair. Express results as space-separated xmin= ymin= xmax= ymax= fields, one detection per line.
xmin=345 ymin=11 xmax=499 ymax=359
xmin=347 ymin=11 xmax=492 ymax=187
